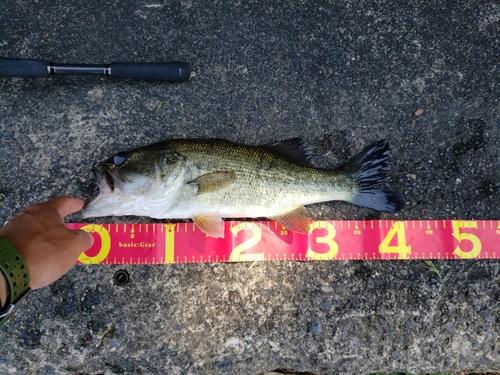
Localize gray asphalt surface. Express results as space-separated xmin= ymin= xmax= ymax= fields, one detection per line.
xmin=0 ymin=1 xmax=499 ymax=374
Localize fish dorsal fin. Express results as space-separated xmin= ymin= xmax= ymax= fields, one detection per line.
xmin=270 ymin=205 xmax=311 ymax=233
xmin=189 ymin=171 xmax=236 ymax=194
xmin=192 ymin=212 xmax=225 ymax=238
xmin=261 ymin=138 xmax=312 ymax=165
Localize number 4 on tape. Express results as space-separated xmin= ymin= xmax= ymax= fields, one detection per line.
xmin=67 ymin=220 xmax=500 ymax=265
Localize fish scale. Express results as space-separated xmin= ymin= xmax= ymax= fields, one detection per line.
xmin=146 ymin=139 xmax=356 ymax=213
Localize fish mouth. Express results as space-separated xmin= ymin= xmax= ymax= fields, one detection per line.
xmin=93 ymin=164 xmax=118 ymax=193
xmin=81 ymin=164 xmax=119 ymax=219
xmin=97 ymin=165 xmax=115 ymax=192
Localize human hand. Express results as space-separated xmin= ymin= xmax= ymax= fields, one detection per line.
xmin=0 ymin=197 xmax=93 ymax=289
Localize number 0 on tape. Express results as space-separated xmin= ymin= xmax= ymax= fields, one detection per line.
xmin=68 ymin=220 xmax=500 ymax=265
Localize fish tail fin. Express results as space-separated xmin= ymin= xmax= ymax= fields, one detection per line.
xmin=350 ymin=189 xmax=406 ymax=213
xmin=344 ymin=140 xmax=405 ymax=212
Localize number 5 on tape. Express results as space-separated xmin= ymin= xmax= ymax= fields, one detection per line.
xmin=452 ymin=221 xmax=481 ymax=259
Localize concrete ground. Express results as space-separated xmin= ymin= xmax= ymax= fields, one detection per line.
xmin=0 ymin=0 xmax=499 ymax=374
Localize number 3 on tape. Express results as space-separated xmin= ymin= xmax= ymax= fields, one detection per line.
xmin=306 ymin=222 xmax=339 ymax=260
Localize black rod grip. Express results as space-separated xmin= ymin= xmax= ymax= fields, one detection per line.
xmin=110 ymin=61 xmax=190 ymax=82
xmin=0 ymin=57 xmax=50 ymax=78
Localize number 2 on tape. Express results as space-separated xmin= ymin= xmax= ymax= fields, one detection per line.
xmin=229 ymin=222 xmax=264 ymax=261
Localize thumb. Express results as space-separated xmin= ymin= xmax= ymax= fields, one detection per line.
xmin=49 ymin=197 xmax=86 ymax=218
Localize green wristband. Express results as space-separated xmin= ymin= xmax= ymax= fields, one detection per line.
xmin=0 ymin=237 xmax=31 ymax=326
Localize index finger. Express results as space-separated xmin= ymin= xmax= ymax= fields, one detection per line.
xmin=45 ymin=197 xmax=86 ymax=218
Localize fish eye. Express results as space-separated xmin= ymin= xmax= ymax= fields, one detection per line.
xmin=113 ymin=153 xmax=127 ymax=166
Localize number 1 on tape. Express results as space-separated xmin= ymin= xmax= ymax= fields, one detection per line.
xmin=68 ymin=220 xmax=500 ymax=265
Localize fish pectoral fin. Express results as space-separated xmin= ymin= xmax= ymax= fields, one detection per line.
xmin=271 ymin=205 xmax=311 ymax=233
xmin=192 ymin=213 xmax=225 ymax=238
xmin=188 ymin=171 xmax=236 ymax=194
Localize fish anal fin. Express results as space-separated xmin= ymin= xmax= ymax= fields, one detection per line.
xmin=271 ymin=205 xmax=311 ymax=233
xmin=189 ymin=171 xmax=236 ymax=194
xmin=192 ymin=212 xmax=225 ymax=238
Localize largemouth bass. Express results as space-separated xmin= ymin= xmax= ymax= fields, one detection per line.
xmin=82 ymin=138 xmax=405 ymax=238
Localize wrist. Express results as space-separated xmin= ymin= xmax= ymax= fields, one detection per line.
xmin=0 ymin=271 xmax=8 ymax=308
xmin=0 ymin=237 xmax=31 ymax=327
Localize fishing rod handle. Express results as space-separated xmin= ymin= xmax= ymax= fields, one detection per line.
xmin=0 ymin=57 xmax=50 ymax=78
xmin=110 ymin=61 xmax=190 ymax=82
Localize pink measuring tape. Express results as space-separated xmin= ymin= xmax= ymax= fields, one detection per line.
xmin=68 ymin=220 xmax=500 ymax=264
